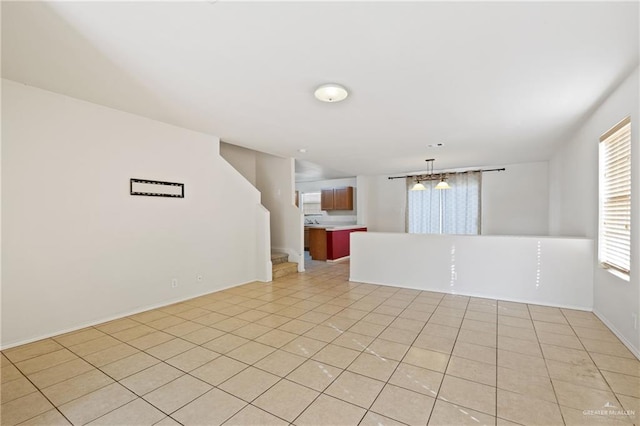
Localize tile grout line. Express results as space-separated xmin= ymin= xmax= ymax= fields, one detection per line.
xmin=424 ymin=295 xmax=479 ymax=425
xmin=123 ymin=272 xmax=377 ymax=424
xmin=288 ymin=285 xmax=414 ymax=425
xmin=1 ymin=301 xmax=531 ymax=426
xmin=54 ymin=327 xmax=213 ymax=424
xmin=5 ymin=267 xmax=343 ymax=425
xmin=266 ymin=265 xmax=375 ymax=422
xmin=360 ymin=290 xmax=442 ymax=415
xmin=232 ymin=290 xmax=604 ymax=424
xmin=344 ymin=289 xmax=434 ymax=424
xmin=151 ymin=280 xmax=352 ymax=423
xmin=4 ymin=264 xmax=636 ymax=426
xmin=1 ymin=352 xmax=76 ymax=426
xmin=11 ymin=339 xmax=151 ymax=425
xmin=288 ymin=289 xmax=438 ymax=422
xmin=65 ymin=286 xmax=476 ymax=424
xmin=169 ymin=270 xmax=362 ymax=425
xmin=527 ymin=303 xmax=566 ymax=426
xmin=47 ymin=291 xmax=322 ymax=425
xmin=556 ymin=308 xmax=629 ymax=420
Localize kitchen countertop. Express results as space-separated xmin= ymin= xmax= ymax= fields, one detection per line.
xmin=304 ymin=225 xmax=367 ymax=231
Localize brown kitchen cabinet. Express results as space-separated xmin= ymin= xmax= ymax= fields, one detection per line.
xmin=334 ymin=186 xmax=354 ymax=210
xmin=308 ymin=228 xmax=327 ymax=260
xmin=320 ymin=186 xmax=353 ymax=211
xmin=320 ymin=188 xmax=334 ymax=210
xmin=304 ymin=228 xmax=310 ymax=250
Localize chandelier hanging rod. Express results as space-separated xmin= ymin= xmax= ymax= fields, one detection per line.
xmin=387 ymin=167 xmax=506 ymax=181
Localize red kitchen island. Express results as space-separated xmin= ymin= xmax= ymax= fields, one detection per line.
xmin=307 ymin=225 xmax=367 ymax=262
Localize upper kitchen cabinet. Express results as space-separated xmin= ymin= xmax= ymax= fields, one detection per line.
xmin=321 ymin=186 xmax=354 ymax=211
xmin=334 ymin=187 xmax=354 ymax=210
xmin=321 ymin=188 xmax=334 ymax=210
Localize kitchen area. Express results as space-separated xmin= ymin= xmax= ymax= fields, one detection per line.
xmin=297 ymin=177 xmax=367 ymax=262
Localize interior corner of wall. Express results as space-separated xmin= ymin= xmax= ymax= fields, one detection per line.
xmin=593 ymin=309 xmax=640 ymax=359
xmin=264 ymin=261 xmax=273 ymax=282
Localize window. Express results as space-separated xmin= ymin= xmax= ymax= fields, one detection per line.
xmin=599 ymin=116 xmax=631 ymax=277
xmin=301 ymin=192 xmax=322 ymax=215
xmin=407 ymin=171 xmax=481 ymax=234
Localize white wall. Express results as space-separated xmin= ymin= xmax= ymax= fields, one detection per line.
xmin=549 ymin=67 xmax=639 ymax=356
xmin=482 ymin=162 xmax=549 ymax=235
xmin=255 ymin=152 xmax=303 ymax=266
xmin=356 ymin=175 xmax=407 ymax=232
xmin=1 ymin=80 xmax=269 ymax=348
xmin=218 ymin=142 xmax=303 ymax=268
xmin=351 ymin=233 xmax=594 ymax=310
xmin=357 ymin=161 xmax=550 ymax=235
xmin=219 ymin=142 xmax=257 ymax=186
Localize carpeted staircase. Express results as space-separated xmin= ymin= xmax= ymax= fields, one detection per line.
xmin=271 ymin=252 xmax=298 ymax=279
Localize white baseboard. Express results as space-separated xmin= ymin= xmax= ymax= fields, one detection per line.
xmin=348 ymin=275 xmax=593 ymax=312
xmin=350 ymin=275 xmax=640 ymax=360
xmin=328 ymin=256 xmax=350 ymax=263
xmin=593 ymin=310 xmax=640 ymax=360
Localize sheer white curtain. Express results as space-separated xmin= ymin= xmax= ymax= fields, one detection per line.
xmin=407 ymin=179 xmax=441 ymax=234
xmin=407 ymin=171 xmax=481 ymax=235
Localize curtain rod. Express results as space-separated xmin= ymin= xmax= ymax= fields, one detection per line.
xmin=387 ymin=167 xmax=506 ymax=180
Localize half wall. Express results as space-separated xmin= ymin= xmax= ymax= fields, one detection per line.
xmin=351 ymin=233 xmax=593 ymax=310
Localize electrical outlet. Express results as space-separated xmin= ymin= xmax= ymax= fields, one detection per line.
xmin=632 ymin=313 xmax=638 ymax=330
xmin=171 ymin=278 xmax=178 ymax=288
xmin=196 ymin=275 xmax=203 ymax=283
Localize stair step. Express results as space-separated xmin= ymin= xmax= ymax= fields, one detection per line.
xmin=271 ymin=252 xmax=289 ymax=265
xmin=272 ymin=262 xmax=298 ymax=279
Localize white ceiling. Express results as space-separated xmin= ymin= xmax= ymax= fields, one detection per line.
xmin=2 ymin=1 xmax=638 ymax=180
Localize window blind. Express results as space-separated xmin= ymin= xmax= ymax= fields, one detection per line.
xmin=599 ymin=116 xmax=631 ymax=275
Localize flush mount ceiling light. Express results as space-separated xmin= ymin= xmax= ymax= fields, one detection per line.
xmin=314 ymin=83 xmax=349 ymax=103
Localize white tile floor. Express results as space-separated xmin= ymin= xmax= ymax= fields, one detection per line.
xmin=1 ymin=259 xmax=639 ymax=425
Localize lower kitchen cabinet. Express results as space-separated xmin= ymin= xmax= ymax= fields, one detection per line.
xmin=307 ymin=226 xmax=367 ymax=261
xmin=308 ymin=228 xmax=327 ymax=260
xmin=304 ymin=228 xmax=310 ymax=250
xmin=327 ymin=227 xmax=367 ymax=260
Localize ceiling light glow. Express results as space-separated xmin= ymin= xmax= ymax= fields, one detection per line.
xmin=314 ymin=83 xmax=349 ymax=103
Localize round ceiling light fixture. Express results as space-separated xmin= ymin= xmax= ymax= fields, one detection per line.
xmin=314 ymin=83 xmax=349 ymax=103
